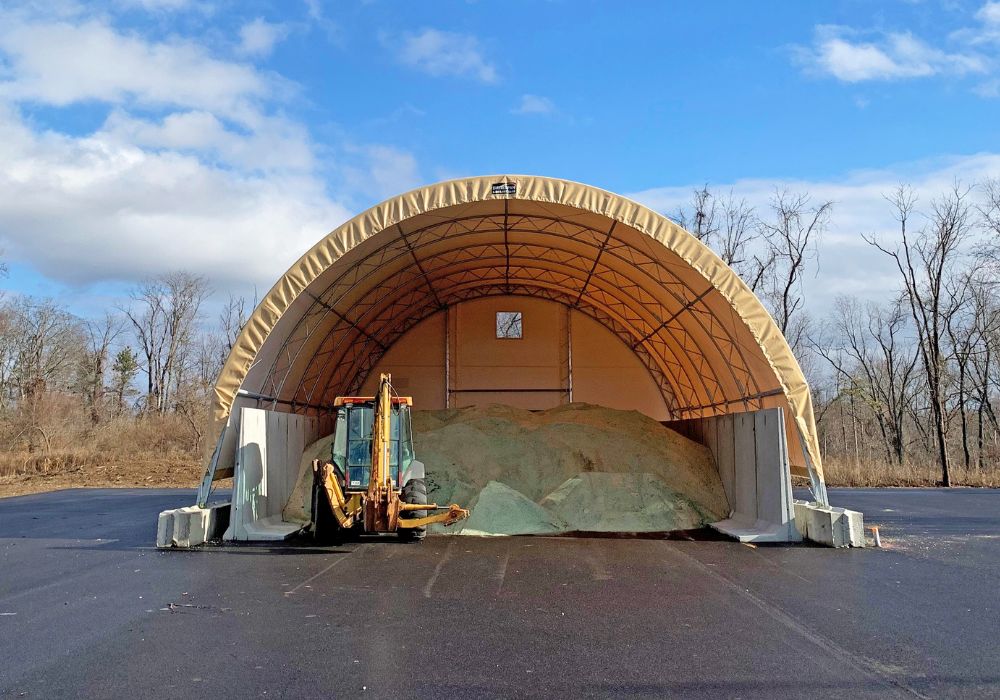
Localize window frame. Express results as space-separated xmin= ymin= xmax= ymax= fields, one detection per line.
xmin=495 ymin=310 xmax=523 ymax=339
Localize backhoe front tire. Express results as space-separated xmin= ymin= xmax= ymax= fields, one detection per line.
xmin=398 ymin=478 xmax=427 ymax=542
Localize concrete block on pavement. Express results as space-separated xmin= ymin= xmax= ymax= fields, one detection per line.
xmin=794 ymin=500 xmax=865 ymax=547
xmin=156 ymin=502 xmax=231 ymax=548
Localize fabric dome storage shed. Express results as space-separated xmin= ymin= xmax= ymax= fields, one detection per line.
xmin=173 ymin=175 xmax=837 ymax=546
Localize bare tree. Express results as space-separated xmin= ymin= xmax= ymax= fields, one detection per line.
xmin=945 ymin=272 xmax=978 ymax=470
xmin=0 ymin=298 xmax=83 ymax=455
xmin=674 ymin=186 xmax=719 ymax=244
xmin=0 ymin=301 xmax=17 ymax=408
xmin=123 ymin=272 xmax=209 ymax=413
xmin=812 ymin=296 xmax=919 ymax=465
xmin=197 ymin=332 xmax=225 ymax=387
xmin=219 ymin=293 xmax=249 ymax=357
xmin=866 ymin=184 xmax=975 ymax=486
xmin=78 ymin=313 xmax=123 ymax=424
xmin=965 ymin=276 xmax=1000 ymax=470
xmin=718 ymin=193 xmax=771 ymax=292
xmin=758 ymin=190 xmax=833 ymax=353
xmin=979 ymin=176 xmax=1000 ymax=267
xmin=9 ymin=297 xmax=82 ymax=400
xmin=676 ymin=187 xmax=770 ymax=291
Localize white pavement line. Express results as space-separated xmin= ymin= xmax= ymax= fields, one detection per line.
xmin=663 ymin=543 xmax=931 ymax=700
xmin=747 ymin=547 xmax=813 ymax=585
xmin=284 ymin=553 xmax=355 ymax=597
xmin=494 ymin=547 xmax=511 ymax=596
xmin=423 ymin=540 xmax=456 ymax=599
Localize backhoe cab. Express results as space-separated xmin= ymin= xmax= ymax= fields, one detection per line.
xmin=309 ymin=373 xmax=469 ymax=542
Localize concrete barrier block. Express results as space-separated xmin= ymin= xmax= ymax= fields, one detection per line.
xmin=156 ymin=503 xmax=231 ymax=548
xmin=205 ymin=502 xmax=231 ymax=540
xmin=793 ymin=501 xmax=865 ymax=548
xmin=809 ymin=506 xmax=835 ymax=545
xmin=174 ymin=506 xmax=209 ymax=548
xmin=156 ymin=510 xmax=176 ymax=548
xmin=840 ymin=508 xmax=866 ymax=547
xmin=793 ymin=499 xmax=811 ymax=539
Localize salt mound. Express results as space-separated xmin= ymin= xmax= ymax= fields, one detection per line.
xmin=416 ymin=403 xmax=729 ymax=524
xmin=283 ymin=433 xmax=335 ymax=524
xmin=457 ymin=481 xmax=567 ymax=536
xmin=541 ymin=472 xmax=707 ymax=532
xmin=282 ymin=402 xmax=730 ymax=535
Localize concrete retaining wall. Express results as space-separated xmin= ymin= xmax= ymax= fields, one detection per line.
xmin=670 ymin=408 xmax=800 ymax=542
xmin=223 ymin=407 xmax=321 ymax=541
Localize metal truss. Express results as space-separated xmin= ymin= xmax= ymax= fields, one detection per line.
xmin=258 ymin=210 xmax=770 ymax=420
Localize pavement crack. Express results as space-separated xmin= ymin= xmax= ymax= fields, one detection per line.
xmin=160 ymin=602 xmax=231 ymax=614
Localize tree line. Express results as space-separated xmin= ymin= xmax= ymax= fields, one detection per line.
xmin=676 ymin=180 xmax=1000 ymax=485
xmin=0 ymin=270 xmax=249 ymax=465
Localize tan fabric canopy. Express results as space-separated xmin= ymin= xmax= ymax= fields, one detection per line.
xmin=211 ymin=175 xmax=825 ymax=490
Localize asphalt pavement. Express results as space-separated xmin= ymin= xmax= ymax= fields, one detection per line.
xmin=1 ymin=487 xmax=998 ymax=699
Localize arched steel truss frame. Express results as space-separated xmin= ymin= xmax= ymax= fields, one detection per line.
xmin=255 ymin=208 xmax=774 ymax=419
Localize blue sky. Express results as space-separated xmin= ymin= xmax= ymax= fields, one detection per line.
xmin=1 ymin=0 xmax=999 ymax=318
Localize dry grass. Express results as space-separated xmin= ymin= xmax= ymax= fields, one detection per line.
xmin=822 ymin=457 xmax=1000 ymax=488
xmin=0 ymin=403 xmax=211 ymax=498
xmin=0 ymin=454 xmax=204 ymax=497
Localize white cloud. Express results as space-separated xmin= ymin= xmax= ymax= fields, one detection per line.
xmin=304 ymin=0 xmax=323 ymax=21
xmin=628 ymin=152 xmax=1000 ymax=313
xmin=363 ymin=145 xmax=420 ymax=197
xmin=237 ymin=18 xmax=289 ymax=58
xmin=342 ymin=145 xmax=421 ymax=200
xmin=0 ymin=6 xmax=423 ymax=295
xmin=951 ymin=1 xmax=1000 ymax=46
xmin=99 ymin=109 xmax=316 ymax=172
xmin=0 ymin=103 xmax=350 ymax=288
xmin=301 ymin=0 xmax=339 ymax=42
xmin=0 ymin=15 xmax=271 ymax=119
xmin=511 ymin=94 xmax=554 ymax=115
xmin=977 ymin=1 xmax=1000 ymax=28
xmin=798 ymin=25 xmax=987 ymax=82
xmin=391 ymin=28 xmax=497 ymax=83
xmin=0 ymin=101 xmax=429 ymax=290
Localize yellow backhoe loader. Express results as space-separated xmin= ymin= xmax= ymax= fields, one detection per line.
xmin=309 ymin=373 xmax=469 ymax=542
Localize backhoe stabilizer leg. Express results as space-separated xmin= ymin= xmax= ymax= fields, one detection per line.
xmin=313 ymin=460 xmax=357 ymax=529
xmin=396 ymin=504 xmax=469 ymax=529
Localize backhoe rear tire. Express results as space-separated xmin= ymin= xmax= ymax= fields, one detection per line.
xmin=398 ymin=478 xmax=427 ymax=542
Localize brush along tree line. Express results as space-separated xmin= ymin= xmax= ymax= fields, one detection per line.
xmin=0 ymin=179 xmax=998 ymax=488
xmin=0 ymin=270 xmax=249 ymax=481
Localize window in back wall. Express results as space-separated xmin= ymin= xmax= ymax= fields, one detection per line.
xmin=496 ymin=311 xmax=522 ymax=339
